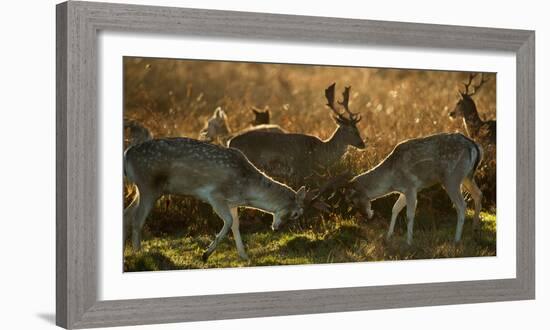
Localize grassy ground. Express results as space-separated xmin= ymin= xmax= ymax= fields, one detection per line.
xmin=123 ymin=58 xmax=497 ymax=271
xmin=124 ymin=207 xmax=496 ymax=271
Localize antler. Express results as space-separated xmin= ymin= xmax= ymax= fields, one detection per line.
xmin=304 ymin=171 xmax=354 ymax=212
xmin=338 ymin=86 xmax=361 ymax=123
xmin=462 ymin=73 xmax=476 ymax=95
xmin=470 ymin=73 xmax=490 ymax=96
xmin=462 ymin=73 xmax=490 ymax=96
xmin=325 ymin=83 xmax=342 ymax=118
xmin=324 ymin=83 xmax=361 ymax=124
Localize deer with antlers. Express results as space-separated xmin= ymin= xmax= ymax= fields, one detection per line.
xmin=227 ymin=83 xmax=365 ymax=182
xmin=346 ymin=133 xmax=483 ymax=245
xmin=450 ymin=73 xmax=496 ymax=145
xmin=198 ymin=106 xmax=285 ymax=145
xmin=123 ymin=137 xmax=328 ymax=261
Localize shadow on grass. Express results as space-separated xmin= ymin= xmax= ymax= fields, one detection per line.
xmin=124 ymin=250 xmax=177 ymax=272
xmin=124 ymin=210 xmax=496 ymax=271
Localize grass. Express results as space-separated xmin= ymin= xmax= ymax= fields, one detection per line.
xmin=123 ymin=57 xmax=497 ymax=271
xmin=124 ymin=209 xmax=496 ymax=271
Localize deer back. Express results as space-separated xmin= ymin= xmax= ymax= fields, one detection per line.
xmin=228 ymin=130 xmax=326 ymax=177
xmin=125 ymin=138 xmax=263 ymax=197
xmin=351 ymin=133 xmax=481 ymax=198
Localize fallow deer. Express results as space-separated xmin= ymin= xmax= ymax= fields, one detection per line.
xmin=250 ymin=106 xmax=271 ymax=126
xmin=123 ymin=118 xmax=153 ymax=210
xmin=123 ymin=137 xmax=312 ymax=261
xmin=124 ymin=118 xmax=152 ymax=148
xmin=227 ymin=83 xmax=365 ymax=181
xmin=450 ymin=73 xmax=496 ymax=145
xmin=198 ymin=107 xmax=285 ymax=145
xmin=346 ymin=133 xmax=483 ymax=245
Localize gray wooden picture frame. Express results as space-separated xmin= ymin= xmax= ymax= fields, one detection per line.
xmin=56 ymin=1 xmax=535 ymax=328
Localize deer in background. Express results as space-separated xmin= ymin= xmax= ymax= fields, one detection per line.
xmin=450 ymin=73 xmax=496 ymax=146
xmin=228 ymin=83 xmax=366 ymax=181
xmin=198 ymin=107 xmax=285 ymax=145
xmin=123 ymin=137 xmax=314 ymax=261
xmin=250 ymin=106 xmax=271 ymax=126
xmin=124 ymin=118 xmax=152 ymax=149
xmin=346 ymin=133 xmax=483 ymax=245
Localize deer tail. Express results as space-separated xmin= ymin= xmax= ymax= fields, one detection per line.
xmin=469 ymin=139 xmax=483 ymax=178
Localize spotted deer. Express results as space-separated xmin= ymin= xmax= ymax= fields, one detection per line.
xmin=123 ymin=137 xmax=315 ymax=261
xmin=228 ymin=83 xmax=365 ymax=181
xmin=450 ymin=73 xmax=496 ymax=145
xmin=198 ymin=107 xmax=285 ymax=145
xmin=346 ymin=133 xmax=483 ymax=245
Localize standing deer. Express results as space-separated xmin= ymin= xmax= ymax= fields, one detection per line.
xmin=123 ymin=118 xmax=153 ymax=212
xmin=346 ymin=133 xmax=483 ymax=245
xmin=198 ymin=107 xmax=285 ymax=145
xmin=450 ymin=73 xmax=496 ymax=145
xmin=228 ymin=83 xmax=365 ymax=181
xmin=123 ymin=137 xmax=310 ymax=261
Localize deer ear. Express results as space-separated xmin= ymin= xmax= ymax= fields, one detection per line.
xmin=216 ymin=108 xmax=227 ymax=119
xmin=251 ymin=108 xmax=260 ymax=115
xmin=296 ymin=186 xmax=307 ymax=203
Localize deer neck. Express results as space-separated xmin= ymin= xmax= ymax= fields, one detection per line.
xmin=245 ymin=175 xmax=294 ymax=213
xmin=321 ymin=126 xmax=350 ymax=166
xmin=462 ymin=102 xmax=484 ymax=136
xmin=355 ymin=162 xmax=394 ymax=200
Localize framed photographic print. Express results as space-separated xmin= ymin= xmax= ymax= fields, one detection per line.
xmin=56 ymin=1 xmax=535 ymax=328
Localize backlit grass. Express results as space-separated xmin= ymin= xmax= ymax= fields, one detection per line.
xmin=123 ymin=58 xmax=497 ymax=271
xmin=124 ymin=210 xmax=496 ymax=271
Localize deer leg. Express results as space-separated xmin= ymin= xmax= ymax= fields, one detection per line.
xmin=123 ymin=185 xmax=140 ymax=241
xmin=230 ymin=207 xmax=249 ymax=260
xmin=202 ymin=198 xmax=233 ymax=262
xmin=131 ymin=188 xmax=157 ymax=251
xmin=405 ymin=191 xmax=418 ymax=245
xmin=463 ymin=177 xmax=483 ymax=230
xmin=387 ymin=194 xmax=407 ymax=240
xmin=445 ymin=183 xmax=467 ymax=243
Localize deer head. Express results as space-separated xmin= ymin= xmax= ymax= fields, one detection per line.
xmin=271 ymin=185 xmax=307 ymax=231
xmin=250 ymin=106 xmax=271 ymax=126
xmin=450 ymin=73 xmax=489 ymax=119
xmin=304 ymin=171 xmax=355 ymax=214
xmin=345 ymin=182 xmax=374 ymax=219
xmin=272 ymin=173 xmax=355 ymax=230
xmin=124 ymin=119 xmax=152 ymax=148
xmin=325 ymin=83 xmax=366 ymax=149
xmin=199 ymin=107 xmax=231 ymax=142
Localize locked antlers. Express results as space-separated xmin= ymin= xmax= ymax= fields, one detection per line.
xmin=304 ymin=171 xmax=354 ymax=213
